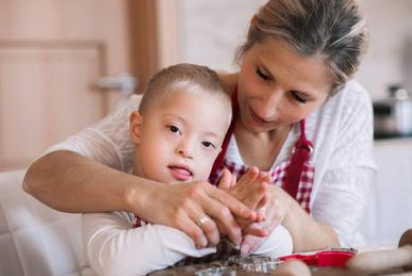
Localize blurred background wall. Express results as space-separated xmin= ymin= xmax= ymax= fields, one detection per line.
xmin=2 ymin=0 xmax=412 ymax=171
xmin=178 ymin=0 xmax=412 ymax=100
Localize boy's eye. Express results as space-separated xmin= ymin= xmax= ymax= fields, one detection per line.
xmin=202 ymin=141 xmax=216 ymax=149
xmin=291 ymin=91 xmax=307 ymax=104
xmin=256 ymin=67 xmax=271 ymax=82
xmin=169 ymin=125 xmax=180 ymax=134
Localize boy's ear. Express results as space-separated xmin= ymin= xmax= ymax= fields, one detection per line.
xmin=129 ymin=111 xmax=143 ymax=144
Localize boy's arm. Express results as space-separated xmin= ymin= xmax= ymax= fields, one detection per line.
xmin=83 ymin=212 xmax=216 ymax=276
xmin=251 ymin=224 xmax=293 ymax=258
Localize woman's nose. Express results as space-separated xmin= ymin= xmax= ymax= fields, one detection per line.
xmin=257 ymin=90 xmax=281 ymax=119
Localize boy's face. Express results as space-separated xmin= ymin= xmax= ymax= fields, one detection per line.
xmin=130 ymin=89 xmax=231 ymax=184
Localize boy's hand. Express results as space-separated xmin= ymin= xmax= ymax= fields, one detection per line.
xmin=232 ymin=167 xmax=270 ymax=213
xmin=241 ymin=186 xmax=292 ymax=256
xmin=216 ymin=168 xmax=269 ymax=238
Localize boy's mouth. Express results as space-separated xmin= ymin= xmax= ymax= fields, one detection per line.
xmin=168 ymin=165 xmax=193 ymax=181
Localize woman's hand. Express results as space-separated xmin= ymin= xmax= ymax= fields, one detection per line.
xmin=240 ymin=185 xmax=293 ymax=256
xmin=128 ymin=179 xmax=256 ymax=249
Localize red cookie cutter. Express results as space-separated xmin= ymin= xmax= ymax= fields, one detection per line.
xmin=278 ymin=248 xmax=357 ymax=267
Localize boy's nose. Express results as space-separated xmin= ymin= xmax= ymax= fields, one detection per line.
xmin=176 ymin=141 xmax=194 ymax=159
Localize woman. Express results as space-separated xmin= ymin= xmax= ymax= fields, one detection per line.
xmin=24 ymin=0 xmax=375 ymax=255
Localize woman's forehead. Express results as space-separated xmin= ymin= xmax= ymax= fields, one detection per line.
xmin=248 ymin=39 xmax=333 ymax=95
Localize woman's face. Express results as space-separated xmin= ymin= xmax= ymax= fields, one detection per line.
xmin=237 ymin=38 xmax=333 ymax=133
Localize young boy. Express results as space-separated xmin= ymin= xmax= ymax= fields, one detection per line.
xmin=83 ymin=64 xmax=293 ymax=276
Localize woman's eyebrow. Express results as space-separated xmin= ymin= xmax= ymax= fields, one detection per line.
xmin=259 ymin=63 xmax=275 ymax=81
xmin=259 ymin=61 xmax=319 ymax=99
xmin=294 ymin=90 xmax=317 ymax=100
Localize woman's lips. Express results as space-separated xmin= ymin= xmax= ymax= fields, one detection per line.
xmin=168 ymin=165 xmax=193 ymax=181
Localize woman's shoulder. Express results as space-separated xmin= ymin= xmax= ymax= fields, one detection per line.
xmin=306 ymin=80 xmax=373 ymax=152
xmin=127 ymin=94 xmax=143 ymax=110
xmin=337 ymin=80 xmax=371 ymax=107
xmin=329 ymin=80 xmax=371 ymax=109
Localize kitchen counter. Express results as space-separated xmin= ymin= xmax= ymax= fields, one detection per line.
xmin=359 ymin=137 xmax=412 ymax=246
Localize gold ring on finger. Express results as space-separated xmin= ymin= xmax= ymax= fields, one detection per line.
xmin=196 ymin=215 xmax=210 ymax=227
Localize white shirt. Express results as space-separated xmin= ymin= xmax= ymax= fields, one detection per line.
xmin=82 ymin=212 xmax=293 ymax=276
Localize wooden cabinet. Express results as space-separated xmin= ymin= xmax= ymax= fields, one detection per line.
xmin=0 ymin=0 xmax=179 ymax=170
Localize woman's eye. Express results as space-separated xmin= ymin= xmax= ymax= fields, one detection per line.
xmin=291 ymin=91 xmax=307 ymax=104
xmin=256 ymin=67 xmax=271 ymax=81
xmin=202 ymin=141 xmax=216 ymax=149
xmin=168 ymin=125 xmax=180 ymax=134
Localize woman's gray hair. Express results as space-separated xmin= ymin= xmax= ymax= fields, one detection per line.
xmin=237 ymin=0 xmax=368 ymax=94
xmin=139 ymin=63 xmax=230 ymax=114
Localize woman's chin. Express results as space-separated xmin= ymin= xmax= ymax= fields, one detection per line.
xmin=245 ymin=121 xmax=274 ymax=134
xmin=241 ymin=116 xmax=275 ymax=133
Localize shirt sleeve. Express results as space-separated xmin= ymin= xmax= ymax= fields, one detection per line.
xmin=253 ymin=225 xmax=293 ymax=258
xmin=83 ymin=212 xmax=216 ymax=276
xmin=311 ymin=83 xmax=377 ymax=247
xmin=41 ymin=95 xmax=142 ymax=172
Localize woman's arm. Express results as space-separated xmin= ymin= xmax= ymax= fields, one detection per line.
xmin=25 ymin=150 xmax=255 ymax=248
xmin=24 ymin=150 xmax=149 ymax=214
xmin=241 ymin=186 xmax=339 ymax=255
xmin=280 ymin=188 xmax=340 ymax=252
xmin=217 ymin=167 xmax=331 ymax=253
xmin=23 ymin=96 xmax=254 ymax=248
xmin=83 ymin=212 xmax=215 ymax=276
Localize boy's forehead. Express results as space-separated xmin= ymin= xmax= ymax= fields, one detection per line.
xmin=158 ymin=88 xmax=229 ymax=109
xmin=155 ymin=90 xmax=231 ymax=131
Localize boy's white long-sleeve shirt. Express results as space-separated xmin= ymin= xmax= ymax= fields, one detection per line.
xmin=83 ymin=212 xmax=293 ymax=276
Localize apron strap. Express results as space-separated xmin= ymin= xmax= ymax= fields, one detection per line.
xmin=283 ymin=119 xmax=313 ymax=198
xmin=210 ymin=88 xmax=238 ymax=184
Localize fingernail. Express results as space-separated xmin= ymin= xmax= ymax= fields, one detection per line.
xmin=197 ymin=237 xmax=207 ymax=248
xmin=241 ymin=244 xmax=250 ymax=257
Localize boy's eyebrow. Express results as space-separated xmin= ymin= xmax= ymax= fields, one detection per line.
xmin=162 ymin=114 xmax=186 ymax=124
xmin=204 ymin=131 xmax=224 ymax=142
